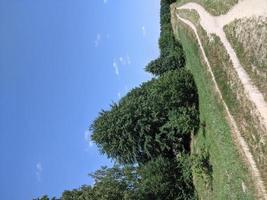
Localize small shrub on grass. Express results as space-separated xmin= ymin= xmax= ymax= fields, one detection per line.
xmin=193 ymin=148 xmax=213 ymax=189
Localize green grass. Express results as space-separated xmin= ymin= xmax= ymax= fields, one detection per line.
xmin=176 ymin=0 xmax=238 ymax=15
xmin=175 ymin=9 xmax=267 ymax=189
xmin=176 ymin=25 xmax=255 ymax=200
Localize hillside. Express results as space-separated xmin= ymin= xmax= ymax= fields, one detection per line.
xmin=171 ymin=0 xmax=267 ymax=199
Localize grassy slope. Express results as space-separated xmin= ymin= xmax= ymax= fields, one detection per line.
xmin=176 ymin=26 xmax=255 ymax=199
xmin=174 ymin=8 xmax=267 ymax=189
xmin=176 ymin=0 xmax=238 ymax=15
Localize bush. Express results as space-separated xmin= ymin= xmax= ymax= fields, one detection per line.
xmin=192 ymin=148 xmax=213 ymax=188
xmin=138 ymin=156 xmax=196 ymax=200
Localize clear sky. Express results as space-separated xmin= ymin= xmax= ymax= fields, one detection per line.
xmin=0 ymin=0 xmax=160 ymax=199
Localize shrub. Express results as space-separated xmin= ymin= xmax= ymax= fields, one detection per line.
xmin=192 ymin=148 xmax=213 ymax=188
xmin=138 ymin=156 xmax=196 ymax=200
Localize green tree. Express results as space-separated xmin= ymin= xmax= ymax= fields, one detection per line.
xmin=138 ymin=156 xmax=196 ymax=200
xmin=146 ymin=0 xmax=185 ymax=76
xmin=56 ymin=159 xmax=195 ymax=200
xmin=90 ymin=165 xmax=140 ymax=200
xmin=62 ymin=189 xmax=83 ymax=200
xmin=33 ymin=195 xmax=58 ymax=200
xmin=59 ymin=165 xmax=139 ymax=200
xmin=91 ymin=69 xmax=199 ymax=164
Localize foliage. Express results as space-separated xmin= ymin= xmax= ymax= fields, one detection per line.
xmin=138 ymin=156 xmax=196 ymax=200
xmin=89 ymin=165 xmax=138 ymax=200
xmin=192 ymin=149 xmax=213 ymax=188
xmin=145 ymin=0 xmax=185 ymax=75
xmin=177 ymin=26 xmax=255 ymax=199
xmin=91 ymin=69 xmax=199 ymax=164
xmin=33 ymin=196 xmax=58 ymax=200
xmin=44 ymin=156 xmax=195 ymax=200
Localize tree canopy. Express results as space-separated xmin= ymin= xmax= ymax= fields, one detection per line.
xmin=58 ymin=157 xmax=196 ymax=200
xmin=91 ymin=69 xmax=199 ymax=164
xmin=145 ymin=0 xmax=185 ymax=75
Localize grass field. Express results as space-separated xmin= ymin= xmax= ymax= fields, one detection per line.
xmin=173 ymin=5 xmax=267 ymax=189
xmin=176 ymin=0 xmax=238 ymax=16
xmin=175 ymin=23 xmax=256 ymax=199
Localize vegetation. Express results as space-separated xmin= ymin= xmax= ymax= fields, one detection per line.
xmin=88 ymin=68 xmax=199 ymax=200
xmin=175 ymin=19 xmax=255 ymax=199
xmin=224 ymin=18 xmax=267 ymax=101
xmin=192 ymin=148 xmax=213 ymax=188
xmin=38 ymin=157 xmax=195 ymax=200
xmin=145 ymin=0 xmax=185 ymax=75
xmin=34 ymin=0 xmax=262 ymax=198
xmin=176 ymin=0 xmax=238 ymax=16
xmin=177 ymin=6 xmax=267 ymax=193
xmin=91 ymin=69 xmax=198 ymax=164
xmin=34 ymin=196 xmax=58 ymax=200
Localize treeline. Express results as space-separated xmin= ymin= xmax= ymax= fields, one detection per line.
xmin=145 ymin=0 xmax=185 ymax=75
xmin=35 ymin=0 xmax=200 ymax=199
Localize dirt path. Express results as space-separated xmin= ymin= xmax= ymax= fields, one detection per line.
xmin=175 ymin=1 xmax=267 ymax=198
xmin=177 ymin=0 xmax=267 ymax=132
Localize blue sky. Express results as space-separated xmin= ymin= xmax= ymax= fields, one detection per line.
xmin=0 ymin=0 xmax=160 ymax=199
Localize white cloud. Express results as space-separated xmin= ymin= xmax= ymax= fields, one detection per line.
xmin=142 ymin=26 xmax=147 ymax=37
xmin=112 ymin=55 xmax=131 ymax=77
xmin=118 ymin=55 xmax=131 ymax=66
xmin=126 ymin=55 xmax=131 ymax=65
xmin=94 ymin=33 xmax=101 ymax=47
xmin=36 ymin=163 xmax=43 ymax=171
xmin=35 ymin=162 xmax=43 ymax=182
xmin=113 ymin=61 xmax=119 ymax=76
xmin=118 ymin=92 xmax=121 ymax=99
xmin=119 ymin=57 xmax=127 ymax=65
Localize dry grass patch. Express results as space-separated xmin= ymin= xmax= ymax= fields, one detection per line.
xmin=224 ymin=17 xmax=267 ymax=101
xmin=176 ymin=0 xmax=238 ymax=16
